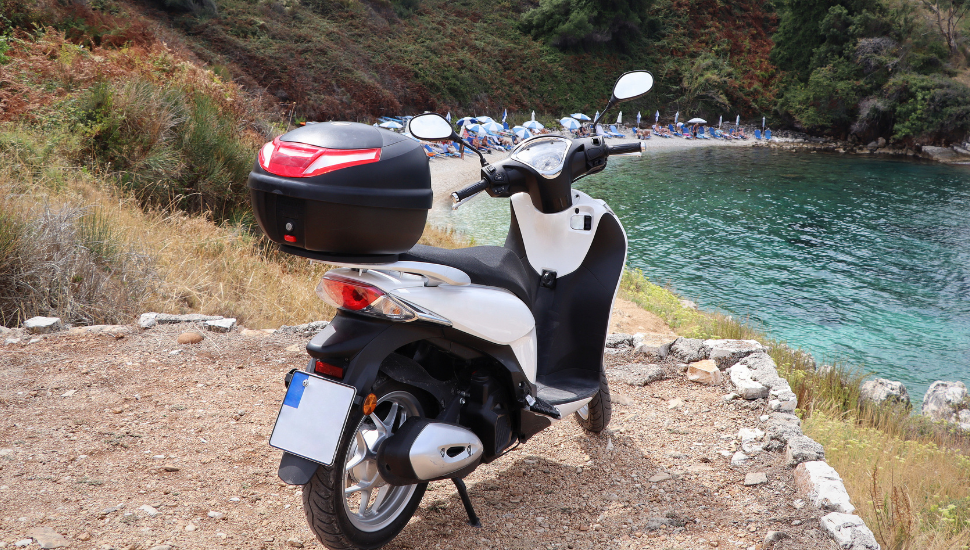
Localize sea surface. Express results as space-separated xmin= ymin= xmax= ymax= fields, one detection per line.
xmin=429 ymin=147 xmax=970 ymax=403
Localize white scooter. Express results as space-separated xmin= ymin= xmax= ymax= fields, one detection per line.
xmin=269 ymin=71 xmax=654 ymax=550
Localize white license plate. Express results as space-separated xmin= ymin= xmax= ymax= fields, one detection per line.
xmin=269 ymin=372 xmax=357 ymax=466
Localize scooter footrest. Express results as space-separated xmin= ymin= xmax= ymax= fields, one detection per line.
xmin=529 ymin=396 xmax=561 ymax=419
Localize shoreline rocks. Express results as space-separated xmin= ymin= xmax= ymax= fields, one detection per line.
xmin=921 ymin=381 xmax=970 ymax=431
xmin=859 ymin=378 xmax=911 ymax=408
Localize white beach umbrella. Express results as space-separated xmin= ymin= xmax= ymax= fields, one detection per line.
xmin=719 ymin=115 xmax=722 ymax=128
xmin=637 ymin=112 xmax=641 ymax=125
xmin=456 ymin=117 xmax=477 ymax=127
xmin=476 ymin=116 xmax=494 ymax=123
xmin=655 ymin=110 xmax=660 ymax=122
xmin=531 ymin=110 xmax=536 ymax=121
xmin=379 ymin=121 xmax=403 ymax=129
xmin=674 ymin=111 xmax=679 ymax=124
xmin=762 ymin=116 xmax=766 ymax=129
xmin=512 ymin=126 xmax=532 ymax=139
xmin=523 ymin=120 xmax=544 ymax=131
xmin=687 ymin=118 xmax=706 ymax=124
xmin=617 ymin=111 xmax=623 ymax=124
xmin=570 ymin=113 xmax=591 ymax=121
xmin=560 ymin=117 xmax=581 ymax=130
xmin=481 ymin=121 xmax=503 ymax=134
xmin=594 ymin=111 xmax=600 ymax=122
xmin=736 ymin=114 xmax=740 ymax=126
xmin=465 ymin=123 xmax=487 ymax=136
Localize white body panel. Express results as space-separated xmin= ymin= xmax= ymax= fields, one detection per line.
xmin=509 ymin=328 xmax=537 ymax=382
xmin=512 ymin=190 xmax=611 ymax=277
xmin=392 ymin=284 xmax=534 ymax=345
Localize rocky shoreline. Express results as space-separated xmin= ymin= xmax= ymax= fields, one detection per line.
xmin=760 ymin=130 xmax=970 ymax=164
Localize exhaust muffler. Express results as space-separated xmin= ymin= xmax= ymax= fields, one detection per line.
xmin=377 ymin=418 xmax=483 ymax=485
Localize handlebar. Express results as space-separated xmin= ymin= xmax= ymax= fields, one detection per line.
xmin=451 ymin=179 xmax=489 ymax=203
xmin=607 ymin=142 xmax=644 ymax=155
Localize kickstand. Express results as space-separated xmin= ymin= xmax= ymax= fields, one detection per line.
xmin=452 ymin=478 xmax=481 ymax=528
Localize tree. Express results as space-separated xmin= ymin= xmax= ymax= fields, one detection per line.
xmin=519 ymin=0 xmax=652 ymax=52
xmin=921 ymin=0 xmax=969 ymax=53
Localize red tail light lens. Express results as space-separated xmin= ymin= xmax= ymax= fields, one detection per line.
xmin=258 ymin=137 xmax=381 ymax=178
xmin=314 ymin=360 xmax=345 ymax=379
xmin=320 ymin=276 xmax=384 ymax=311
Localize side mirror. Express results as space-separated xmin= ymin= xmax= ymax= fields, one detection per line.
xmin=611 ymin=71 xmax=654 ymax=102
xmin=408 ymin=114 xmax=455 ymax=141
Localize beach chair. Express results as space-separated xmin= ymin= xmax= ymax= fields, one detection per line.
xmin=754 ymin=129 xmax=762 ymax=140
xmin=766 ymin=130 xmax=772 ymax=140
xmin=423 ymin=144 xmax=443 ymax=158
xmin=668 ymin=124 xmax=681 ymax=137
xmin=697 ymin=127 xmax=710 ymax=139
xmin=609 ymin=125 xmax=626 ymax=138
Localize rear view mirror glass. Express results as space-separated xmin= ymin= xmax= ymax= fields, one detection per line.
xmin=612 ymin=71 xmax=654 ymax=101
xmin=408 ymin=114 xmax=454 ymax=141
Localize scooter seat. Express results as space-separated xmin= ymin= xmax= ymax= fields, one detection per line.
xmin=400 ymin=245 xmax=536 ymax=307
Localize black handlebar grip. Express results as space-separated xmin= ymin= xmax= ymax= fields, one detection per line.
xmin=452 ymin=179 xmax=489 ymax=202
xmin=607 ymin=142 xmax=644 ymax=155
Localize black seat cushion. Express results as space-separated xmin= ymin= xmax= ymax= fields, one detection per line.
xmin=400 ymin=245 xmax=537 ymax=307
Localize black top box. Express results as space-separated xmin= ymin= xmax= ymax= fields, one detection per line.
xmin=248 ymin=122 xmax=433 ymax=263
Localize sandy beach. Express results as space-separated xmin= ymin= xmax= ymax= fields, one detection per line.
xmin=428 ymin=133 xmax=759 ymax=204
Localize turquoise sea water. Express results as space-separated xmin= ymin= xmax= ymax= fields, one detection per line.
xmin=430 ymin=148 xmax=970 ymax=402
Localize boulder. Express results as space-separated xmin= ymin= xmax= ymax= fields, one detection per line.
xmin=608 ymin=363 xmax=667 ymax=387
xmin=794 ymin=461 xmax=855 ymax=514
xmin=769 ymin=386 xmax=798 ymax=412
xmin=139 ymin=312 xmax=159 ymax=329
xmin=686 ymin=360 xmax=722 ymax=385
xmin=277 ymin=321 xmax=330 ymax=336
xmin=177 ymin=332 xmax=204 ymax=345
xmin=859 ymin=378 xmax=911 ymax=407
xmin=739 ymin=427 xmax=765 ymax=454
xmin=205 ymin=318 xmax=237 ymax=333
xmin=820 ymin=512 xmax=881 ymax=550
xmin=766 ymin=412 xmax=803 ymax=448
xmin=25 ymin=527 xmax=69 ymax=549
xmin=633 ymin=337 xmax=675 ymax=359
xmin=726 ymin=362 xmax=770 ymax=400
xmin=877 ymin=137 xmax=887 ymax=148
xmin=669 ymin=337 xmax=710 ymax=363
xmin=866 ymin=141 xmax=878 ymax=150
xmin=157 ymin=313 xmax=224 ymax=324
xmin=921 ymin=381 xmax=969 ymax=428
xmin=704 ymin=339 xmax=764 ymax=369
xmin=785 ymin=435 xmax=825 ymax=467
xmin=23 ymin=316 xmax=63 ymax=334
xmin=605 ymin=333 xmax=634 ymax=349
xmin=922 ymin=146 xmax=965 ymax=163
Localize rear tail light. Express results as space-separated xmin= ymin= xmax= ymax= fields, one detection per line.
xmin=315 ymin=275 xmax=415 ymax=321
xmin=314 ymin=360 xmax=345 ymax=379
xmin=258 ymin=137 xmax=381 ymax=178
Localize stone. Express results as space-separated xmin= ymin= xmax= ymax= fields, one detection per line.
xmin=921 ymin=381 xmax=969 ymax=428
xmin=763 ymin=531 xmax=789 ymax=547
xmin=177 ymin=332 xmax=204 ymax=345
xmin=794 ymin=461 xmax=855 ymax=514
xmin=23 ymin=317 xmax=62 ymax=334
xmin=139 ymin=504 xmax=160 ymax=517
xmin=820 ymin=512 xmax=880 ymax=549
xmin=5 ymin=337 xmax=21 ymax=345
xmin=162 ymin=464 xmax=180 ymax=472
xmin=608 ymin=363 xmax=667 ymax=387
xmin=77 ymin=532 xmax=91 ymax=541
xmin=240 ymin=328 xmax=273 ymax=338
xmin=634 ymin=337 xmax=675 ymax=359
xmin=743 ymin=472 xmax=768 ymax=486
xmin=14 ymin=540 xmax=32 ymax=548
xmin=704 ymin=339 xmax=764 ymax=369
xmin=877 ymin=137 xmax=887 ymax=148
xmin=726 ymin=363 xmax=770 ymax=400
xmin=60 ymin=390 xmax=76 ymax=397
xmin=613 ymin=393 xmax=633 ymax=406
xmin=98 ymin=504 xmax=124 ymax=517
xmin=860 ymin=378 xmax=911 ymax=407
xmin=766 ymin=413 xmax=803 ymax=449
xmin=26 ymin=527 xmax=69 ymax=549
xmin=205 ymin=318 xmax=237 ymax=333
xmin=739 ymin=428 xmax=765 ymax=454
xmin=157 ymin=313 xmax=224 ymax=324
xmin=207 ymin=510 xmax=226 ymax=520
xmin=669 ymin=337 xmax=710 ymax=363
xmin=667 ymin=398 xmax=684 ymax=410
xmin=922 ymin=146 xmax=966 ymax=163
xmin=184 ymin=522 xmax=197 ymax=532
xmin=769 ymin=387 xmax=798 ymax=412
xmin=731 ymin=451 xmax=749 ymax=466
xmin=785 ymin=435 xmax=825 ymax=467
xmin=866 ymin=140 xmax=879 ymax=150
xmin=149 ymin=545 xmax=173 ymax=550
xmin=286 ymin=538 xmax=304 ymax=548
xmin=277 ymin=321 xmax=329 ymax=336
xmin=648 ymin=472 xmax=672 ymax=483
xmin=687 ymin=360 xmax=722 ymax=385
xmin=139 ymin=312 xmax=159 ymax=328
xmin=605 ymin=333 xmax=634 ymax=348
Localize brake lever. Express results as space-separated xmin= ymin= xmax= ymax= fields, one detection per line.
xmin=451 ymin=190 xmax=484 ymax=210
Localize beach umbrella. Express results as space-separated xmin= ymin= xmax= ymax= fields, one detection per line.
xmin=456 ymin=117 xmax=477 ymax=127
xmin=637 ymin=112 xmax=641 ymax=125
xmin=531 ymin=110 xmax=536 ymax=121
xmin=379 ymin=120 xmax=403 ymax=129
xmin=523 ymin=120 xmax=544 ymax=131
xmin=465 ymin=123 xmax=486 ymax=136
xmin=719 ymin=115 xmax=722 ymax=128
xmin=655 ymin=110 xmax=660 ymax=123
xmin=502 ymin=109 xmax=507 ymax=123
xmin=560 ymin=117 xmax=581 ymax=130
xmin=617 ymin=111 xmax=622 ymax=124
xmin=571 ymin=113 xmax=591 ymax=121
xmin=512 ymin=126 xmax=532 ymax=139
xmin=674 ymin=111 xmax=679 ymax=125
xmin=445 ymin=112 xmax=451 ymax=122
xmin=481 ymin=121 xmax=503 ymax=134
xmin=762 ymin=116 xmax=766 ymax=129
xmin=687 ymin=118 xmax=706 ymax=124
xmin=477 ymin=116 xmax=494 ymax=123
xmin=594 ymin=111 xmax=600 ymax=122
xmin=736 ymin=114 xmax=740 ymax=126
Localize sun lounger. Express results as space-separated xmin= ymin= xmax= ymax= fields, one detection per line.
xmin=697 ymin=127 xmax=710 ymax=139
xmin=609 ymin=125 xmax=626 ymax=138
xmin=766 ymin=130 xmax=772 ymax=140
xmin=754 ymin=129 xmax=762 ymax=140
xmin=423 ymin=144 xmax=444 ymax=158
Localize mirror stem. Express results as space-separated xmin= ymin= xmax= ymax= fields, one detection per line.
xmin=452 ymin=132 xmax=487 ymax=166
xmin=592 ymin=98 xmax=615 ymax=127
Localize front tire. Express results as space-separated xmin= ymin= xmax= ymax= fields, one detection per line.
xmin=575 ymin=369 xmax=612 ymax=433
xmin=303 ymin=376 xmax=428 ymax=550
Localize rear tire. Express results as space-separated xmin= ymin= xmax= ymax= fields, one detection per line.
xmin=302 ymin=375 xmax=428 ymax=550
xmin=575 ymin=369 xmax=612 ymax=433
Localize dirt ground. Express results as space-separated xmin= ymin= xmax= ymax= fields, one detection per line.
xmin=0 ymin=313 xmax=835 ymax=550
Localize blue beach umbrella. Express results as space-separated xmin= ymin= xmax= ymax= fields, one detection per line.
xmin=481 ymin=121 xmax=503 ymax=134
xmin=512 ymin=126 xmax=532 ymax=139
xmin=477 ymin=116 xmax=495 ymax=123
xmin=465 ymin=123 xmax=486 ymax=136
xmin=571 ymin=113 xmax=591 ymax=121
xmin=594 ymin=111 xmax=600 ymax=122
xmin=560 ymin=117 xmax=581 ymax=130
xmin=445 ymin=112 xmax=451 ymax=122
xmin=502 ymin=109 xmax=507 ymax=123
xmin=674 ymin=111 xmax=679 ymax=125
xmin=655 ymin=110 xmax=659 ymax=123
xmin=523 ymin=120 xmax=544 ymax=131
xmin=379 ymin=121 xmax=403 ymax=129
xmin=637 ymin=112 xmax=641 ymax=125
xmin=456 ymin=117 xmax=477 ymax=127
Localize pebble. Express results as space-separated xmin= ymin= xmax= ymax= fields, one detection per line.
xmin=149 ymin=545 xmax=173 ymax=550
xmin=162 ymin=465 xmax=180 ymax=472
xmin=139 ymin=504 xmax=160 ymax=517
xmin=792 ymin=499 xmax=805 ymax=509
xmin=229 ymin=497 xmax=241 ymax=502
xmin=613 ymin=393 xmax=634 ymax=406
xmin=184 ymin=523 xmax=197 ymax=532
xmin=285 ymin=344 xmax=302 ymax=352
xmin=667 ymin=398 xmax=684 ymax=410
xmin=14 ymin=540 xmax=31 ymax=548
xmin=286 ymin=538 xmax=304 ymax=548
xmin=59 ymin=390 xmax=76 ymax=397
xmin=730 ymin=452 xmax=749 ymax=466
xmin=744 ymin=472 xmax=768 ymax=486
xmin=207 ymin=511 xmax=226 ymax=520
xmin=764 ymin=530 xmax=789 ymax=545
xmin=77 ymin=532 xmax=91 ymax=541
xmin=648 ymin=472 xmax=672 ymax=483
xmin=177 ymin=332 xmax=204 ymax=345
xmin=26 ymin=527 xmax=69 ymax=548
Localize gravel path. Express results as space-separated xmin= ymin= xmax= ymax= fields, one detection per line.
xmin=0 ymin=320 xmax=835 ymax=550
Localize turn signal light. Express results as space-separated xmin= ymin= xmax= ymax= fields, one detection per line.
xmin=314 ymin=360 xmax=344 ymax=379
xmin=258 ymin=137 xmax=381 ymax=178
xmin=315 ymin=274 xmax=416 ymax=321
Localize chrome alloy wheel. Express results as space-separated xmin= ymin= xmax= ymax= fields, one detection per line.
xmin=576 ymin=404 xmax=590 ymax=421
xmin=341 ymin=391 xmax=422 ymax=532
